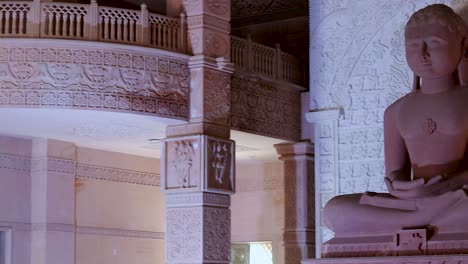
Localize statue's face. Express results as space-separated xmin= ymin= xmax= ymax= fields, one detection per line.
xmin=405 ymin=23 xmax=462 ymax=80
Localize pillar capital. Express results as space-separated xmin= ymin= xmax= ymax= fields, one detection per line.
xmin=183 ymin=0 xmax=231 ymax=59
xmin=274 ymin=141 xmax=314 ymax=160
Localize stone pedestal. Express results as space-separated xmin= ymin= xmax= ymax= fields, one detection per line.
xmin=321 ymin=230 xmax=468 ymax=258
xmin=302 ymin=254 xmax=468 ymax=264
xmin=275 ymin=141 xmax=315 ymax=264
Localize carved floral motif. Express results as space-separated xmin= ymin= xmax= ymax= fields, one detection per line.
xmin=204 ymin=69 xmax=231 ymax=125
xmin=206 ymin=0 xmax=229 ymax=16
xmin=203 ymin=207 xmax=230 ymax=261
xmin=205 ymin=31 xmax=229 ymax=57
xmin=166 ymin=207 xmax=203 ymax=261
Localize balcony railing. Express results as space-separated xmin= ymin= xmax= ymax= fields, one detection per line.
xmin=231 ymin=35 xmax=303 ymax=85
xmin=0 ymin=0 xmax=186 ymax=52
xmin=0 ymin=0 xmax=303 ymax=85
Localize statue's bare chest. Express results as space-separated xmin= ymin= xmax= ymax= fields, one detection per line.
xmin=398 ymin=91 xmax=468 ymax=140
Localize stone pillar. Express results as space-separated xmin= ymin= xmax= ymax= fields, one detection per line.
xmin=305 ymin=110 xmax=340 ymax=256
xmin=162 ymin=1 xmax=233 ymax=263
xmin=30 ymin=139 xmax=76 ymax=264
xmin=275 ymin=142 xmax=315 ymax=264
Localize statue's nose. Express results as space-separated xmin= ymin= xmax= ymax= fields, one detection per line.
xmin=419 ymin=42 xmax=430 ymax=59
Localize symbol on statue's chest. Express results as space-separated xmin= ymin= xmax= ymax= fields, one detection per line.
xmin=423 ymin=118 xmax=437 ymax=135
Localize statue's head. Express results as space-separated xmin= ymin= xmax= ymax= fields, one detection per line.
xmin=405 ymin=4 xmax=468 ymax=89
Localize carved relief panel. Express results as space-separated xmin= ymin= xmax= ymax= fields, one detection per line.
xmin=206 ymin=137 xmax=234 ymax=193
xmin=162 ymin=135 xmax=235 ymax=194
xmin=163 ymin=136 xmax=201 ymax=190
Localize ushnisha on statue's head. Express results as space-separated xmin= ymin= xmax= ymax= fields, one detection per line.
xmin=404 ymin=4 xmax=468 ymax=90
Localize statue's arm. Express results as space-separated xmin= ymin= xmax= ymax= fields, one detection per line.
xmin=383 ymin=104 xmax=411 ymax=182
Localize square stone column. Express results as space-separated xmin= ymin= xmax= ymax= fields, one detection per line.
xmin=162 ymin=1 xmax=233 ymax=262
xmin=275 ymin=142 xmax=315 ymax=264
xmin=162 ymin=134 xmax=235 ymax=264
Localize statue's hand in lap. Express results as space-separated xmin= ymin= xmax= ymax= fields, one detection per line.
xmin=385 ymin=175 xmax=460 ymax=199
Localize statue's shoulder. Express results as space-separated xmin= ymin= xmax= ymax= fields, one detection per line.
xmin=384 ymin=93 xmax=412 ymax=117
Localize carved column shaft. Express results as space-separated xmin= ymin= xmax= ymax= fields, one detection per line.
xmin=275 ymin=142 xmax=315 ymax=264
xmin=162 ymin=135 xmax=235 ymax=264
xmin=163 ymin=1 xmax=233 ymax=263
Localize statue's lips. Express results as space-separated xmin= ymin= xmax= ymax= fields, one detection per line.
xmin=417 ymin=63 xmax=432 ymax=70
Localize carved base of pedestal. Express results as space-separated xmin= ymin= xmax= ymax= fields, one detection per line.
xmin=302 ymin=254 xmax=468 ymax=264
xmin=320 ymin=231 xmax=468 ymax=260
xmin=322 ymin=235 xmax=394 ymax=258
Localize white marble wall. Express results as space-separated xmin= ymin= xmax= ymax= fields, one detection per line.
xmin=308 ymin=0 xmax=468 ymax=246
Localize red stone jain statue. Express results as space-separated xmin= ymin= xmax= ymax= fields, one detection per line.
xmin=323 ymin=4 xmax=468 ymax=257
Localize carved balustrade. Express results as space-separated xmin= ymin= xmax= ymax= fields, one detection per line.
xmin=231 ymin=35 xmax=303 ymax=85
xmin=0 ymin=1 xmax=303 ymax=85
xmin=0 ymin=0 xmax=186 ymax=52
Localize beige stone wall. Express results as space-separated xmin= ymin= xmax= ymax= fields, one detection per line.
xmin=75 ymin=147 xmax=164 ymax=264
xmin=232 ymin=161 xmax=285 ymax=264
xmin=0 ymin=135 xmax=164 ymax=264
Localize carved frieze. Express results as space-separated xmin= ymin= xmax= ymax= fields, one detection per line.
xmin=231 ymin=73 xmax=301 ymax=141
xmin=76 ymin=163 xmax=160 ymax=186
xmin=0 ymin=41 xmax=190 ymax=119
xmin=0 ymin=153 xmax=31 ymax=171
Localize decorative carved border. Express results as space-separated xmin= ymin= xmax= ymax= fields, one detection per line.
xmin=31 ymin=157 xmax=76 ymax=174
xmin=76 ymin=163 xmax=160 ymax=186
xmin=230 ymin=72 xmax=301 ymax=141
xmin=0 ymin=39 xmax=190 ymax=119
xmin=0 ymin=153 xmax=30 ymax=171
xmin=304 ymin=255 xmax=468 ymax=264
xmin=76 ymin=226 xmax=164 ymax=239
xmin=0 ymin=221 xmax=164 ymax=239
xmin=166 ymin=192 xmax=231 ymax=207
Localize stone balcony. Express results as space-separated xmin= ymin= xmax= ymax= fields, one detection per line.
xmin=0 ymin=0 xmax=304 ymax=142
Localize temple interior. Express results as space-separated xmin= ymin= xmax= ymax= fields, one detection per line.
xmin=1 ymin=1 xmax=468 ymax=264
